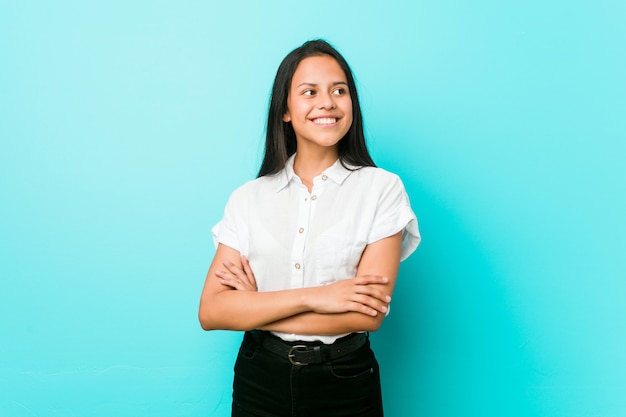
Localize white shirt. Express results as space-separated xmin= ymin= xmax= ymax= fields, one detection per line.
xmin=212 ymin=155 xmax=420 ymax=343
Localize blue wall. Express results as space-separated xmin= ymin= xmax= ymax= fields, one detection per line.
xmin=1 ymin=1 xmax=625 ymax=416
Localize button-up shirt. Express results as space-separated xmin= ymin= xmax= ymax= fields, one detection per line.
xmin=213 ymin=155 xmax=420 ymax=343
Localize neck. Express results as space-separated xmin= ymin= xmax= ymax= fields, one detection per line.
xmin=293 ymin=147 xmax=338 ymax=191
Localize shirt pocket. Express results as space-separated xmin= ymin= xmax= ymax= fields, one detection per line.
xmin=314 ymin=234 xmax=367 ymax=286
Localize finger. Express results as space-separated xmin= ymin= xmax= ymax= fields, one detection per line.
xmin=218 ymin=268 xmax=256 ymax=291
xmin=215 ymin=269 xmax=231 ymax=280
xmin=218 ymin=275 xmax=237 ymax=289
xmin=215 ymin=268 xmax=240 ymax=287
xmin=216 ymin=269 xmax=237 ymax=281
xmin=353 ymin=285 xmax=392 ymax=303
xmin=223 ymin=259 xmax=247 ymax=279
xmin=354 ymin=275 xmax=389 ymax=285
xmin=348 ymin=301 xmax=379 ymax=317
xmin=352 ymin=293 xmax=389 ymax=314
xmin=241 ymin=256 xmax=257 ymax=287
xmin=221 ymin=277 xmax=246 ymax=290
xmin=223 ymin=258 xmax=253 ymax=288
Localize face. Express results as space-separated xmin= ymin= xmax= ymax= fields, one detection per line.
xmin=283 ymin=55 xmax=353 ymax=153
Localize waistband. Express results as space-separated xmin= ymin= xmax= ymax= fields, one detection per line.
xmin=248 ymin=330 xmax=368 ymax=366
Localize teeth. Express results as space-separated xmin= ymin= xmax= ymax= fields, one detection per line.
xmin=313 ymin=118 xmax=337 ymax=125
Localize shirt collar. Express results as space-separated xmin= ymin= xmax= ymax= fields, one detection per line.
xmin=274 ymin=155 xmax=297 ymax=192
xmin=323 ymin=157 xmax=355 ymax=185
xmin=274 ymin=154 xmax=356 ymax=192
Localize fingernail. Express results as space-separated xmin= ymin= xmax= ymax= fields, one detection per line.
xmin=381 ymin=305 xmax=388 ymax=313
xmin=385 ymin=295 xmax=391 ymax=302
xmin=223 ymin=260 xmax=232 ymax=266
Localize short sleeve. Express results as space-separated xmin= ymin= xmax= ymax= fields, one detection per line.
xmin=367 ymin=173 xmax=421 ymax=261
xmin=211 ymin=186 xmax=247 ymax=251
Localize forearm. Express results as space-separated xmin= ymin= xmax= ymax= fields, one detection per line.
xmin=199 ymin=287 xmax=312 ymax=331
xmin=259 ymin=310 xmax=384 ymax=335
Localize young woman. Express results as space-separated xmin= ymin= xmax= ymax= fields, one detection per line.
xmin=199 ymin=39 xmax=420 ymax=417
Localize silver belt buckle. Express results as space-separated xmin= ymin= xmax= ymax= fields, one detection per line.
xmin=287 ymin=345 xmax=309 ymax=366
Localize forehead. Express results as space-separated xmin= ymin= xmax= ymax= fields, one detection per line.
xmin=291 ymin=55 xmax=347 ymax=85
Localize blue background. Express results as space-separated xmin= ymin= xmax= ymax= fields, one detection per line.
xmin=1 ymin=1 xmax=625 ymax=416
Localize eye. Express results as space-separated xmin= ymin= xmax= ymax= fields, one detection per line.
xmin=303 ymin=89 xmax=315 ymax=96
xmin=332 ymin=87 xmax=347 ymax=95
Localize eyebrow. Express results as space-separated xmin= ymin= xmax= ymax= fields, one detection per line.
xmin=296 ymin=81 xmax=349 ymax=88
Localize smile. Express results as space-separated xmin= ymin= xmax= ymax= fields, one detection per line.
xmin=312 ymin=117 xmax=338 ymax=125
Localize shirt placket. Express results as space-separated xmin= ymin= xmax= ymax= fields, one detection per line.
xmin=290 ymin=174 xmax=328 ymax=288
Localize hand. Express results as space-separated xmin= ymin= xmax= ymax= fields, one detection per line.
xmin=215 ymin=256 xmax=258 ymax=291
xmin=307 ymin=275 xmax=391 ymax=317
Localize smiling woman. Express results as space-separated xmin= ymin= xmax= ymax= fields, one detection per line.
xmin=198 ymin=39 xmax=420 ymax=417
xmin=282 ymin=55 xmax=353 ymax=166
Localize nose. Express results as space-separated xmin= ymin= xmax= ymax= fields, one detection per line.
xmin=317 ymin=91 xmax=336 ymax=109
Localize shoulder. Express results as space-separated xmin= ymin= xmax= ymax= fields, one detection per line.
xmin=227 ymin=172 xmax=285 ymax=201
xmin=347 ymin=167 xmax=412 ymax=208
xmin=349 ymin=166 xmax=405 ymax=189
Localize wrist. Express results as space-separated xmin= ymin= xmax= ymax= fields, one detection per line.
xmin=298 ymin=286 xmax=317 ymax=312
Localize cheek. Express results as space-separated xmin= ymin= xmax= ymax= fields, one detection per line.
xmin=342 ymin=99 xmax=353 ymax=118
xmin=285 ymin=100 xmax=306 ymax=120
xmin=344 ymin=105 xmax=354 ymax=126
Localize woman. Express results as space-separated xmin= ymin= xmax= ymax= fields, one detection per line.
xmin=199 ymin=39 xmax=420 ymax=417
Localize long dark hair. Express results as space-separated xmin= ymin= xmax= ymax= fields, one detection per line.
xmin=257 ymin=39 xmax=375 ymax=177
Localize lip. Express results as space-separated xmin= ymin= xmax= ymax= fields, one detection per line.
xmin=310 ymin=116 xmax=341 ymax=126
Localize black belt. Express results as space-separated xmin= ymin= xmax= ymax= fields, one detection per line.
xmin=250 ymin=331 xmax=368 ymax=366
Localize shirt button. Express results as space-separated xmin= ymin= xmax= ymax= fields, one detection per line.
xmin=298 ymin=227 xmax=304 ymax=233
xmin=322 ymin=174 xmax=328 ymax=181
xmin=295 ymin=263 xmax=301 ymax=270
xmin=311 ymin=195 xmax=317 ymax=200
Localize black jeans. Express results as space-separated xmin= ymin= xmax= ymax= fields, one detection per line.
xmin=232 ymin=331 xmax=384 ymax=417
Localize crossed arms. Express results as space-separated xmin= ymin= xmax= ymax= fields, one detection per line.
xmin=198 ymin=232 xmax=402 ymax=335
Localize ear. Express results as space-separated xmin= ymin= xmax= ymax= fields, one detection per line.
xmin=282 ymin=111 xmax=291 ymax=122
